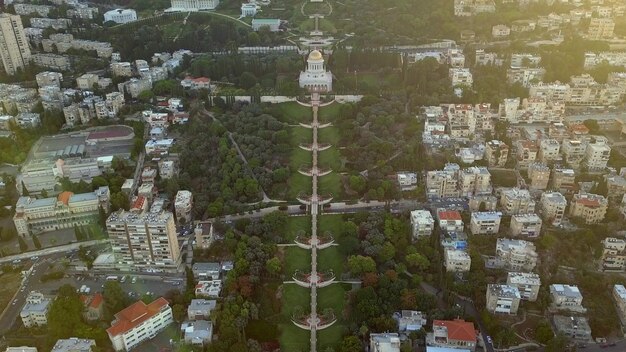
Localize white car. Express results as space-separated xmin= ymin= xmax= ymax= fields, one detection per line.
xmin=131 ymin=277 xmax=137 ymax=284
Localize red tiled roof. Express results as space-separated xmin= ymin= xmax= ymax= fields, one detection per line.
xmin=132 ymin=196 xmax=146 ymax=210
xmin=90 ymin=293 xmax=103 ymax=309
xmin=184 ymin=76 xmax=210 ymax=83
xmin=433 ymin=319 xmax=477 ymax=343
xmin=576 ymin=198 xmax=601 ymax=207
xmin=569 ymin=123 xmax=589 ymax=134
xmin=106 ymin=297 xmax=169 ymax=337
xmin=57 ymin=191 xmax=74 ymax=205
xmin=438 ymin=210 xmax=462 ymax=221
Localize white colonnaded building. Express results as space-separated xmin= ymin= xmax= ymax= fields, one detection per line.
xmin=299 ymin=50 xmax=333 ymax=92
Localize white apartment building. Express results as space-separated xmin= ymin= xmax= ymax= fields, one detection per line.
xmin=601 ymin=237 xmax=626 ymax=271
xmin=104 ymin=9 xmax=137 ymax=24
xmin=410 ymin=210 xmax=434 ymax=239
xmin=13 ymin=188 xmax=110 ymax=237
xmin=0 ymin=14 xmax=31 ymax=76
xmin=486 ymin=284 xmax=521 ymax=314
xmin=584 ymin=52 xmax=619 ymax=70
xmin=397 ymin=172 xmax=418 ymax=190
xmin=444 ymin=248 xmax=471 ymax=272
xmin=510 ymin=53 xmax=541 ymax=68
xmin=538 ymin=139 xmax=560 ymax=163
xmin=507 ymin=68 xmax=545 ymax=87
xmin=569 ymin=192 xmax=608 ymax=224
xmin=426 ymin=164 xmax=460 ymax=198
xmin=449 ymin=68 xmax=473 ymax=87
xmin=492 ymin=25 xmax=510 ymax=37
xmin=584 ymin=136 xmax=611 ymax=171
xmin=500 ymin=188 xmax=536 ymax=215
xmin=195 ymin=280 xmax=222 ymax=298
xmin=459 ymin=167 xmax=491 ymax=197
xmin=510 ymin=213 xmax=542 ymax=238
xmin=51 ymin=338 xmax=96 ymax=352
xmin=561 ymin=140 xmax=586 ymax=169
xmin=187 ymin=299 xmax=216 ymax=320
xmin=496 ymin=238 xmax=538 ymax=271
xmin=507 ymin=272 xmax=541 ymax=301
xmin=35 ymin=71 xmax=63 ymax=88
xmin=170 ymin=0 xmax=220 ymax=11
xmin=20 ymin=291 xmax=51 ymax=328
xmin=475 ymin=50 xmax=502 ymax=66
xmin=470 ymin=212 xmax=502 ymax=235
xmin=528 ymin=162 xmax=550 ymax=190
xmin=107 ymin=298 xmax=173 ymax=351
xmin=14 ymin=3 xmax=52 ymax=16
xmin=550 ymin=284 xmax=585 ymax=312
xmin=106 ymin=209 xmax=182 ymax=272
xmin=370 ymin=333 xmax=401 ymax=352
xmin=437 ymin=209 xmax=465 ymax=233
xmin=539 ymin=192 xmax=567 ymax=226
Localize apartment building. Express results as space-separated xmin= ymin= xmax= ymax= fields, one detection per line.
xmin=454 ymin=0 xmax=495 ymax=16
xmin=14 ymin=3 xmax=52 ymax=16
xmin=500 ymin=188 xmax=536 ymax=215
xmin=369 ymin=333 xmax=400 ymax=352
xmin=20 ymin=291 xmax=51 ymax=328
xmin=76 ymin=74 xmax=99 ymax=90
xmin=606 ymin=173 xmax=626 ymax=202
xmin=469 ymin=212 xmax=502 ymax=235
xmin=104 ymin=9 xmax=137 ymax=24
xmin=13 ymin=188 xmax=110 ymax=237
xmin=551 ymin=168 xmax=576 ymax=193
xmin=32 ymin=53 xmax=71 ymax=71
xmin=515 ymin=140 xmax=538 ymax=168
xmin=613 ymin=285 xmax=626 ymax=324
xmin=426 ymin=319 xmax=477 ymax=351
xmin=507 ymin=272 xmax=541 ymax=301
xmin=528 ymin=162 xmax=550 ymax=190
xmin=550 ymin=284 xmax=585 ymax=312
xmin=475 ymin=49 xmax=502 ymax=66
xmin=507 ymin=68 xmax=545 ymax=87
xmin=51 ymin=338 xmax=96 ymax=352
xmin=187 ymin=299 xmax=216 ymax=320
xmin=170 ymin=0 xmax=221 ymax=11
xmin=584 ymin=136 xmax=611 ymax=171
xmin=492 ymin=24 xmax=510 ymax=37
xmin=194 ymin=222 xmax=215 ymax=250
xmin=510 ymin=213 xmax=542 ymax=238
xmin=107 ymin=298 xmax=173 ymax=351
xmin=486 ymin=284 xmax=521 ymax=314
xmin=584 ymin=51 xmax=626 ymax=70
xmin=459 ymin=167 xmax=491 ymax=197
xmin=397 ymin=172 xmax=418 ymax=191
xmin=601 ymin=237 xmax=626 ymax=271
xmin=36 ymin=71 xmax=63 ymax=88
xmin=552 ymin=315 xmax=592 ymax=342
xmin=484 ymin=140 xmax=509 ymax=167
xmin=426 ymin=164 xmax=460 ymax=198
xmin=449 ymin=68 xmax=473 ymax=87
xmin=195 ymin=280 xmax=222 ymax=298
xmin=410 ymin=210 xmax=434 ymax=239
xmin=569 ymin=192 xmax=608 ymax=224
xmin=588 ymin=17 xmax=614 ymax=40
xmin=106 ymin=209 xmax=182 ymax=272
xmin=437 ymin=209 xmax=464 ymax=233
xmin=548 ymin=122 xmax=569 ymax=141
xmin=0 ymin=14 xmax=31 ymax=76
xmin=539 ymin=192 xmax=567 ymax=226
xmin=444 ymin=248 xmax=471 ymax=272
xmin=538 ymin=139 xmax=561 ymax=163
xmin=496 ymin=238 xmax=538 ymax=271
xmin=181 ymin=320 xmax=212 ymax=347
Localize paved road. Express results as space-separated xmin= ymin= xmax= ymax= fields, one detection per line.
xmin=0 ymin=240 xmax=106 ymax=265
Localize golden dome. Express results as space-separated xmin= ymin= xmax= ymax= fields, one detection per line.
xmin=308 ymin=50 xmax=323 ymax=60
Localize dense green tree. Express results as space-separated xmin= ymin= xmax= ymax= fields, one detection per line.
xmin=17 ymin=236 xmax=28 ymax=252
xmin=33 ymin=235 xmax=41 ymax=249
xmin=347 ymin=255 xmax=376 ymax=275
